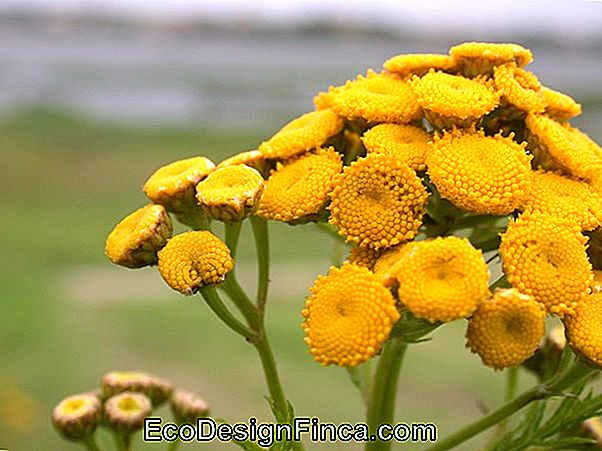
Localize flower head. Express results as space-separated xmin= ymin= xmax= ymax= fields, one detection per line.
xmin=373 ymin=244 xmax=411 ymax=287
xmin=101 ymin=371 xmax=173 ymax=406
xmin=526 ymin=113 xmax=602 ymax=181
xmin=170 ymin=389 xmax=210 ymax=423
xmin=314 ymin=70 xmax=421 ymax=124
xmin=409 ymin=71 xmax=499 ymax=128
xmin=361 ymin=123 xmax=431 ymax=171
xmin=541 ymin=86 xmax=582 ymax=121
xmin=143 ymin=156 xmax=215 ymax=214
xmin=258 ymin=109 xmax=343 ymax=160
xmin=426 ymin=129 xmax=532 ymax=215
xmin=466 ymin=289 xmax=545 ymax=370
xmin=105 ymin=204 xmax=172 ymax=268
xmin=302 ymin=264 xmax=400 ymax=367
xmin=493 ymin=63 xmax=546 ymax=114
xmin=395 ymin=237 xmax=490 ymax=323
xmin=450 ymin=42 xmax=533 ymax=77
xmin=500 ymin=212 xmax=592 ymax=315
xmin=104 ymin=392 xmax=152 ymax=434
xmin=383 ymin=53 xmax=455 ymax=77
xmin=328 ymin=153 xmax=428 ymax=249
xmin=521 ymin=170 xmax=602 ymax=231
xmin=158 ymin=231 xmax=234 ymax=295
xmin=196 ymin=165 xmax=264 ymax=222
xmin=257 ymin=147 xmax=342 ymax=223
xmin=52 ymin=393 xmax=101 ymax=440
xmin=345 ymin=245 xmax=383 ymax=271
xmin=564 ymin=293 xmax=602 ymax=367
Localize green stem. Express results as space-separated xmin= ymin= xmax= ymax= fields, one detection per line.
xmin=222 ymin=275 xmax=261 ymax=330
xmin=365 ymin=337 xmax=407 ymax=451
xmin=81 ymin=436 xmax=104 ymax=451
xmin=224 ymin=221 xmax=242 ymax=257
xmin=166 ymin=439 xmax=181 ymax=451
xmin=111 ymin=432 xmax=128 ymax=451
xmin=426 ymin=360 xmax=596 ymax=451
xmin=250 ymin=216 xmax=270 ymax=311
xmin=175 ymin=206 xmax=211 ymax=231
xmin=495 ymin=366 xmax=519 ymax=438
xmin=199 ymin=285 xmax=258 ymax=341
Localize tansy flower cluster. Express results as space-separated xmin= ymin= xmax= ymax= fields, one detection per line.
xmin=105 ymin=41 xmax=602 ymax=374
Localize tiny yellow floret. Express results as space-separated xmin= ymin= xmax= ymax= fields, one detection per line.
xmin=500 ymin=212 xmax=592 ymax=315
xmin=314 ymin=70 xmax=421 ymax=124
xmin=257 ymin=147 xmax=342 ymax=223
xmin=328 ymin=153 xmax=428 ymax=249
xmin=395 ymin=237 xmax=490 ymax=323
xmin=258 ymin=109 xmax=343 ymax=160
xmin=196 ymin=165 xmax=264 ymax=222
xmin=362 ymin=123 xmax=431 ymax=171
xmin=426 ymin=129 xmax=532 ymax=215
xmin=302 ymin=264 xmax=400 ymax=367
xmin=105 ymin=204 xmax=172 ymax=268
xmin=157 ymin=231 xmax=234 ymax=295
xmin=466 ymin=289 xmax=545 ymax=370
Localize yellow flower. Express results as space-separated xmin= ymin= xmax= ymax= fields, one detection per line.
xmin=395 ymin=237 xmax=490 ymax=323
xmin=500 ymin=212 xmax=592 ymax=316
xmin=104 ymin=392 xmax=152 ymax=434
xmin=466 ymin=289 xmax=545 ymax=370
xmin=450 ymin=42 xmax=533 ymax=77
xmin=328 ymin=153 xmax=428 ymax=249
xmin=426 ymin=129 xmax=532 ymax=215
xmin=373 ymin=244 xmax=410 ymax=287
xmin=52 ymin=393 xmax=101 ymax=440
xmin=493 ymin=63 xmax=546 ymax=113
xmin=383 ymin=53 xmax=455 ymax=77
xmin=257 ymin=147 xmax=342 ymax=223
xmin=526 ymin=113 xmax=602 ymax=181
xmin=170 ymin=389 xmax=210 ymax=423
xmin=143 ymin=156 xmax=215 ymax=214
xmin=521 ymin=170 xmax=602 ymax=231
xmin=301 ymin=264 xmax=400 ymax=367
xmin=217 ymin=150 xmax=268 ymax=174
xmin=157 ymin=231 xmax=234 ymax=295
xmin=345 ymin=245 xmax=383 ymax=271
xmin=101 ymin=371 xmax=173 ymax=406
xmin=258 ymin=109 xmax=343 ymax=160
xmin=564 ymin=293 xmax=602 ymax=367
xmin=314 ymin=70 xmax=421 ymax=124
xmin=541 ymin=86 xmax=582 ymax=121
xmin=361 ymin=123 xmax=430 ymax=171
xmin=196 ymin=165 xmax=264 ymax=222
xmin=409 ymin=71 xmax=499 ymax=128
xmin=105 ymin=204 xmax=172 ymax=268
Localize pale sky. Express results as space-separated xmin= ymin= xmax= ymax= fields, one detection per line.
xmin=2 ymin=0 xmax=602 ymax=38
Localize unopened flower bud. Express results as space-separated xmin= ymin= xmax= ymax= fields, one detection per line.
xmin=51 ymin=393 xmax=101 ymax=440
xmin=196 ymin=165 xmax=264 ymax=222
xmin=105 ymin=204 xmax=172 ymax=268
xmin=101 ymin=371 xmax=173 ymax=406
xmin=104 ymin=392 xmax=152 ymax=434
xmin=143 ymin=156 xmax=215 ymax=216
xmin=170 ymin=389 xmax=210 ymax=423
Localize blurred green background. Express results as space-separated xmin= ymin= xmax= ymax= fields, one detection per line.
xmin=2 ymin=2 xmax=602 ymax=450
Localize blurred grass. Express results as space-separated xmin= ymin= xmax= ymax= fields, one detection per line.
xmin=1 ymin=107 xmax=530 ymax=450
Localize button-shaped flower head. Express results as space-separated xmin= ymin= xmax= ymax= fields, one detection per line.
xmin=104 ymin=392 xmax=152 ymax=434
xmin=564 ymin=293 xmax=602 ymax=368
xmin=328 ymin=153 xmax=428 ymax=249
xmin=541 ymin=86 xmax=582 ymax=121
xmin=302 ymin=264 xmax=400 ymax=367
xmin=257 ymin=147 xmax=342 ymax=224
xmin=500 ymin=212 xmax=592 ymax=316
xmin=384 ymin=53 xmax=455 ymax=78
xmin=101 ymin=371 xmax=173 ymax=406
xmin=105 ymin=204 xmax=172 ymax=268
xmin=426 ymin=129 xmax=532 ymax=215
xmin=196 ymin=165 xmax=264 ymax=222
xmin=494 ymin=63 xmax=546 ymax=114
xmin=395 ymin=237 xmax=490 ymax=323
xmin=52 ymin=393 xmax=101 ymax=440
xmin=466 ymin=289 xmax=545 ymax=370
xmin=450 ymin=42 xmax=533 ymax=77
xmin=158 ymin=231 xmax=234 ymax=295
xmin=143 ymin=156 xmax=215 ymax=214
xmin=258 ymin=109 xmax=343 ymax=160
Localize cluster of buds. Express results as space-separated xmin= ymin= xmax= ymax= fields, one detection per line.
xmin=51 ymin=371 xmax=209 ymax=448
xmin=104 ymin=42 xmax=602 ymax=374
